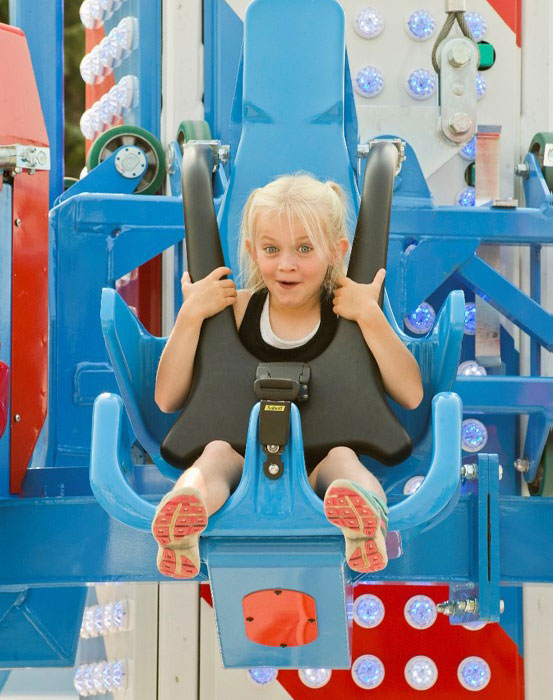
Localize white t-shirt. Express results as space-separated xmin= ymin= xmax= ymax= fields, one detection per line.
xmin=259 ymin=294 xmax=320 ymax=349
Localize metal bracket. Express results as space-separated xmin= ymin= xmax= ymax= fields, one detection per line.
xmin=183 ymin=140 xmax=229 ymax=171
xmin=357 ymin=139 xmax=406 ymax=176
xmin=436 ymin=37 xmax=478 ymax=144
xmin=0 ymin=144 xmax=51 ymax=174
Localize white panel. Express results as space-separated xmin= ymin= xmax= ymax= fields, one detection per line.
xmin=158 ymin=582 xmax=200 ymax=700
xmin=199 ymin=598 xmax=293 ymax=700
xmin=523 ymin=585 xmax=553 ymax=700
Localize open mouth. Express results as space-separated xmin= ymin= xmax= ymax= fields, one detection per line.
xmin=277 ymin=281 xmax=299 ymax=288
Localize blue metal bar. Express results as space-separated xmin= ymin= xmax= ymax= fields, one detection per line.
xmin=10 ymin=0 xmax=64 ymax=206
xmin=458 ymin=255 xmax=553 ymax=350
xmin=455 ymin=376 xmax=553 ymax=416
xmin=530 ymin=244 xmax=542 ymax=375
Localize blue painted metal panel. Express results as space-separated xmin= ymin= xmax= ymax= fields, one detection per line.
xmin=10 ymin=0 xmax=63 ymax=206
xmin=0 ymin=184 xmax=12 ymax=499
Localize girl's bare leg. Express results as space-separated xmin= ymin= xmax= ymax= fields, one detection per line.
xmin=172 ymin=440 xmax=244 ymax=516
xmin=308 ymin=446 xmax=386 ymax=503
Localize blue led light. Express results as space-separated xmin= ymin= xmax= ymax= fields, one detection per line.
xmin=298 ymin=668 xmax=332 ymax=688
xmin=355 ymin=66 xmax=384 ymax=98
xmin=464 ymin=301 xmax=476 ymax=335
xmin=406 ymin=68 xmax=436 ymax=100
xmin=458 ymin=656 xmax=491 ymax=690
xmin=83 ymin=664 xmax=96 ymax=695
xmin=457 ymin=361 xmax=487 ymax=377
xmin=354 ymin=8 xmax=384 ymax=39
xmin=404 ymin=302 xmax=436 ymax=334
xmin=476 ymin=73 xmax=487 ymax=100
xmin=404 ymin=595 xmax=437 ymax=629
xmin=465 ymin=12 xmax=488 ymax=41
xmin=248 ymin=668 xmax=278 ymax=685
xmin=406 ymin=10 xmax=436 ymax=40
xmin=353 ymin=594 xmax=385 ymax=628
xmin=73 ymin=666 xmax=87 ymax=695
xmin=462 ymin=419 xmax=488 ymax=453
xmin=405 ymin=656 xmax=438 ymax=690
xmin=462 ymin=620 xmax=487 ymax=631
xmin=456 ymin=186 xmax=476 ymax=207
xmin=93 ymin=662 xmax=107 ymax=694
xmin=460 ymin=135 xmax=477 ymax=161
xmin=351 ymin=655 xmax=385 ymax=689
xmin=403 ymin=475 xmax=424 ymax=495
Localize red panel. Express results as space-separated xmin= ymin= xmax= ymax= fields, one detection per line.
xmin=202 ymin=583 xmax=524 ymax=699
xmin=242 ymin=589 xmax=318 ymax=647
xmin=10 ymin=170 xmax=49 ymax=493
xmin=486 ymin=0 xmax=522 ymax=47
xmin=0 ymin=25 xmax=49 ymax=493
xmin=0 ymin=361 xmax=8 ymax=438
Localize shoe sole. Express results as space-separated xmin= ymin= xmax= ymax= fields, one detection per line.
xmin=324 ymin=483 xmax=387 ymax=573
xmin=152 ymin=492 xmax=207 ymax=579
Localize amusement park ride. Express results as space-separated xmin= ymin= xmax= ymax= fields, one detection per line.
xmin=0 ymin=0 xmax=552 ymax=698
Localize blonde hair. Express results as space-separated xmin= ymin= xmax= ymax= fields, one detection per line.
xmin=238 ymin=173 xmax=350 ymax=294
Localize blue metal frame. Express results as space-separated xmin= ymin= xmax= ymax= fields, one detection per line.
xmin=0 ymin=185 xmax=12 ymax=499
xmin=9 ymin=0 xmax=63 ymax=206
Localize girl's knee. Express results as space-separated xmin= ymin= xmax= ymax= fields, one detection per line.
xmin=203 ymin=440 xmax=236 ymax=460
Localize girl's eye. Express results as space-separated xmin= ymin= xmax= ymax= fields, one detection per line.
xmin=298 ymin=245 xmax=313 ymax=254
xmin=264 ymin=246 xmax=278 ymax=254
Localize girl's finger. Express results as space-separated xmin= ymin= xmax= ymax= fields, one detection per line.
xmin=335 ymin=275 xmax=348 ymax=287
xmin=182 ymin=271 xmax=191 ymax=283
xmin=220 ymin=279 xmax=236 ymax=288
xmin=209 ymin=266 xmax=232 ymax=279
xmin=373 ymin=268 xmax=386 ymax=284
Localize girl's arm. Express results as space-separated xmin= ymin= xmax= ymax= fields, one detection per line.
xmin=155 ymin=267 xmax=240 ymax=412
xmin=333 ymin=270 xmax=424 ymax=410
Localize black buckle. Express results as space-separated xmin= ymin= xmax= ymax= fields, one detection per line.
xmin=254 ymin=362 xmax=310 ymax=402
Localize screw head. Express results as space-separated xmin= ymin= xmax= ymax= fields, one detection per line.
xmin=448 ymin=44 xmax=471 ymax=68
xmin=514 ymin=457 xmax=529 ymax=473
xmin=266 ymin=444 xmax=279 ymax=454
xmin=268 ymin=464 xmax=280 ymax=475
xmin=14 ymin=414 xmax=21 ymax=422
xmin=14 ymin=218 xmax=22 ymax=227
xmin=449 ymin=112 xmax=472 ymax=136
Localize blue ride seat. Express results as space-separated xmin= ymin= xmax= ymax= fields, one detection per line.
xmin=90 ymin=0 xmax=464 ymax=668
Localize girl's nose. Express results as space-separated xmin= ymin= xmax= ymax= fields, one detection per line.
xmin=278 ymin=251 xmax=298 ymax=270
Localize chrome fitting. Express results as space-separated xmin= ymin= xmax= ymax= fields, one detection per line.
xmin=514 ymin=457 xmax=529 ymax=473
xmin=461 ymin=463 xmax=478 ymax=480
xmin=266 ymin=444 xmax=280 ymax=454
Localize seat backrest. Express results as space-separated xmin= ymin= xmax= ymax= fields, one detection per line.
xmin=218 ymin=0 xmax=359 ymax=274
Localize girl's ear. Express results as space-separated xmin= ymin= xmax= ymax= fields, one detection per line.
xmin=336 ymin=237 xmax=349 ymax=261
xmin=245 ymin=239 xmax=256 ymax=260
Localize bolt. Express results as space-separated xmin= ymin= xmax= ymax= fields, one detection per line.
xmin=498 ymin=465 xmax=503 ymax=480
xmin=461 ymin=463 xmax=478 ymax=480
xmin=14 ymin=218 xmax=21 ymax=227
xmin=500 ymin=600 xmax=504 ymax=614
xmin=437 ymin=600 xmax=456 ymax=616
xmin=268 ymin=464 xmax=280 ymax=476
xmin=514 ymin=457 xmax=529 ymax=473
xmin=14 ymin=414 xmax=21 ymax=422
xmin=515 ymin=163 xmax=529 ymax=178
xmin=452 ymin=81 xmax=465 ymax=96
xmin=449 ymin=112 xmax=472 ymax=136
xmin=266 ymin=444 xmax=279 ymax=454
xmin=448 ymin=43 xmax=471 ymax=68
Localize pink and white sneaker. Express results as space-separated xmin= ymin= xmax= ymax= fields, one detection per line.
xmin=151 ymin=487 xmax=208 ymax=579
xmin=323 ymin=479 xmax=389 ymax=574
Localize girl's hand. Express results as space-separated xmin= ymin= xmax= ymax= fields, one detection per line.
xmin=179 ymin=267 xmax=237 ymax=322
xmin=332 ymin=269 xmax=386 ymax=323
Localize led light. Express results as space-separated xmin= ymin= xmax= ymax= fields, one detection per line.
xmin=405 ymin=656 xmax=438 ymax=690
xmin=93 ymin=662 xmax=107 ymax=694
xmin=457 ymin=361 xmax=487 ymax=377
xmin=116 ymin=75 xmax=138 ymax=111
xmin=404 ymin=241 xmax=418 ymax=255
xmin=81 ymin=605 xmax=96 ymax=638
xmin=98 ymin=94 xmax=114 ymax=126
xmin=112 ymin=600 xmax=129 ymax=631
xmin=460 ymin=135 xmax=477 ymax=161
xmin=83 ymin=664 xmax=96 ymax=696
xmin=89 ymin=104 xmax=102 ymax=136
xmin=89 ymin=46 xmax=103 ymax=81
xmin=462 ymin=620 xmax=487 ymax=631
xmin=456 ymin=186 xmax=476 ymax=207
xmin=351 ymin=654 xmax=385 ymax=689
xmin=107 ymin=85 xmax=123 ymax=118
xmin=354 ymin=8 xmax=384 ymax=39
xmin=73 ymin=666 xmax=88 ymax=695
xmin=247 ymin=668 xmax=278 ymax=685
xmin=406 ymin=10 xmax=436 ymax=40
xmin=462 ymin=419 xmax=488 ymax=452
xmin=94 ymin=604 xmax=107 ymax=636
xmin=117 ymin=16 xmax=138 ymax=55
xmin=79 ymin=111 xmax=95 ymax=142
xmin=404 ymin=302 xmax=435 ymax=334
xmin=404 ymin=595 xmax=437 ymax=629
xmin=353 ymin=594 xmax=385 ymax=628
xmin=99 ymin=0 xmax=114 ymax=18
xmin=79 ymin=1 xmax=97 ymax=29
xmin=98 ymin=37 xmax=114 ymax=74
xmin=458 ymin=656 xmax=491 ymax=691
xmin=465 ymin=12 xmax=488 ymax=41
xmin=79 ymin=54 xmax=94 ymax=85
xmin=354 ymin=66 xmax=384 ymax=98
xmin=107 ymin=26 xmax=124 ymax=65
xmin=464 ymin=301 xmax=476 ymax=335
xmin=298 ymin=668 xmax=332 ymax=688
xmin=403 ymin=475 xmax=424 ymax=495
xmin=476 ymin=73 xmax=487 ymax=100
xmin=406 ymin=68 xmax=436 ymax=100
xmin=104 ymin=659 xmax=128 ymax=692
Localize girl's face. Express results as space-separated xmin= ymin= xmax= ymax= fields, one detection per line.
xmin=247 ymin=211 xmax=347 ymax=309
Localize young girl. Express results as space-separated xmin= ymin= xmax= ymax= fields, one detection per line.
xmin=153 ymin=174 xmax=423 ymax=579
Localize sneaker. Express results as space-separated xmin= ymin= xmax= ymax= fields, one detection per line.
xmin=151 ymin=486 xmax=208 ymax=579
xmin=323 ymin=479 xmax=388 ymax=573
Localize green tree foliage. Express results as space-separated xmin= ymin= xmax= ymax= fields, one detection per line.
xmin=0 ymin=1 xmax=85 ymax=178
